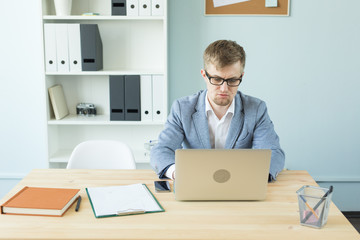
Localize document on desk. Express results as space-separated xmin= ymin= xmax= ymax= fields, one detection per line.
xmin=86 ymin=184 xmax=164 ymax=218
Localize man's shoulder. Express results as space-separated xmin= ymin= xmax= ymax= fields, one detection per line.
xmin=175 ymin=90 xmax=204 ymax=108
xmin=237 ymin=91 xmax=267 ymax=117
xmin=169 ymin=91 xmax=205 ymax=117
xmin=238 ymin=91 xmax=265 ymax=107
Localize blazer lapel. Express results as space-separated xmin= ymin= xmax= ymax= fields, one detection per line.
xmin=225 ymin=93 xmax=245 ymax=149
xmin=192 ymin=91 xmax=211 ymax=149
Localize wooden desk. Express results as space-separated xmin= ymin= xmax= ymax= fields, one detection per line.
xmin=0 ymin=169 xmax=359 ymax=240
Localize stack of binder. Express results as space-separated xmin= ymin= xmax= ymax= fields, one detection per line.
xmin=112 ymin=0 xmax=164 ymax=16
xmin=110 ymin=75 xmax=141 ymax=121
xmin=44 ymin=23 xmax=103 ymax=72
xmin=110 ymin=75 xmax=165 ymax=122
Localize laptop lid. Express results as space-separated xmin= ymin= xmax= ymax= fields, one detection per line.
xmin=174 ymin=149 xmax=271 ymax=201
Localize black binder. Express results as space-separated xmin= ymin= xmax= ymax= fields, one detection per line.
xmin=80 ymin=24 xmax=103 ymax=71
xmin=125 ymin=75 xmax=141 ymax=121
xmin=112 ymin=0 xmax=127 ymax=16
xmin=109 ymin=75 xmax=125 ymax=120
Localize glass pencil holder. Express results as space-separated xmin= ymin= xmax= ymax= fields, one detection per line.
xmin=296 ymin=185 xmax=333 ymax=229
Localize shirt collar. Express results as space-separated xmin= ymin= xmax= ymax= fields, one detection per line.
xmin=205 ymin=92 xmax=235 ymax=118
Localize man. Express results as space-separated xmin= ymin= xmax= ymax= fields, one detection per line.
xmin=151 ymin=40 xmax=285 ymax=181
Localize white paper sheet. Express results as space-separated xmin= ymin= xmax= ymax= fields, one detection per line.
xmin=87 ymin=184 xmax=162 ymax=217
xmin=212 ymin=0 xmax=250 ymax=8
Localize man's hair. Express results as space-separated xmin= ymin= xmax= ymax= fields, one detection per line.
xmin=203 ymin=40 xmax=246 ymax=71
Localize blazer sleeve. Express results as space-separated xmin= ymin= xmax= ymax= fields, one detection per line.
xmin=150 ymin=100 xmax=185 ymax=178
xmin=252 ymin=101 xmax=285 ymax=181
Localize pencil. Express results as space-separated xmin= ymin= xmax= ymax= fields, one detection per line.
xmin=300 ymin=195 xmax=319 ymax=219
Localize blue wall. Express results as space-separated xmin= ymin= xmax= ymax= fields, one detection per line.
xmin=168 ymin=0 xmax=360 ymax=210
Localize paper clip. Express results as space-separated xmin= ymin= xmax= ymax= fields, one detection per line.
xmin=116 ymin=209 xmax=146 ymax=216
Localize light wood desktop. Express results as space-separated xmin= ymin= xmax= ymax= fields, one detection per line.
xmin=0 ymin=169 xmax=359 ymax=240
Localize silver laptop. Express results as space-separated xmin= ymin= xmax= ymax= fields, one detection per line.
xmin=174 ymin=149 xmax=271 ymax=201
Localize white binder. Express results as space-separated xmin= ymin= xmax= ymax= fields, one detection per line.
xmin=44 ymin=24 xmax=57 ymax=72
xmin=140 ymin=75 xmax=153 ymax=121
xmin=151 ymin=0 xmax=164 ymax=16
xmin=67 ymin=24 xmax=82 ymax=72
xmin=139 ymin=0 xmax=151 ymax=16
xmin=127 ymin=0 xmax=139 ymax=16
xmin=152 ymin=75 xmax=164 ymax=122
xmin=55 ymin=24 xmax=70 ymax=72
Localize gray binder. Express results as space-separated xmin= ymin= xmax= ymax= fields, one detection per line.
xmin=125 ymin=75 xmax=141 ymax=121
xmin=109 ymin=75 xmax=125 ymax=120
xmin=112 ymin=0 xmax=127 ymax=15
xmin=80 ymin=24 xmax=103 ymax=71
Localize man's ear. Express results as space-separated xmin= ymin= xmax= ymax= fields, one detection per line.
xmin=201 ymin=69 xmax=207 ymax=84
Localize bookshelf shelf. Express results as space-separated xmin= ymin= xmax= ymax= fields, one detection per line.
xmin=48 ymin=114 xmax=165 ymax=126
xmin=46 ymin=69 xmax=164 ymax=76
xmin=43 ymin=15 xmax=165 ymax=21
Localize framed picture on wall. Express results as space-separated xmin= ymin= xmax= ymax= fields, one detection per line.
xmin=205 ymin=0 xmax=290 ymax=16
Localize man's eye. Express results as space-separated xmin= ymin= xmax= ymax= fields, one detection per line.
xmin=228 ymin=79 xmax=237 ymax=83
xmin=213 ymin=78 xmax=223 ymax=82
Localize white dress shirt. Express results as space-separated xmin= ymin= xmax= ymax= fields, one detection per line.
xmin=165 ymin=93 xmax=235 ymax=179
xmin=205 ymin=92 xmax=235 ymax=149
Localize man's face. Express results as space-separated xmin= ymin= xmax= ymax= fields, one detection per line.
xmin=202 ymin=61 xmax=243 ymax=108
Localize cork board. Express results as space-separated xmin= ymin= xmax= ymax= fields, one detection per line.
xmin=205 ymin=0 xmax=290 ymax=16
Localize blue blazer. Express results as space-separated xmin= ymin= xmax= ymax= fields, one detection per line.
xmin=150 ymin=90 xmax=285 ymax=180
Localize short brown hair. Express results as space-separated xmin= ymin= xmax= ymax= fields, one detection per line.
xmin=203 ymin=40 xmax=246 ymax=71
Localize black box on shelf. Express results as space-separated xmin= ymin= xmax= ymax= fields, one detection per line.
xmin=80 ymin=24 xmax=103 ymax=71
xmin=112 ymin=0 xmax=127 ymax=16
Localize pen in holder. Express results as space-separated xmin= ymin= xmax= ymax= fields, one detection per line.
xmin=296 ymin=185 xmax=334 ymax=228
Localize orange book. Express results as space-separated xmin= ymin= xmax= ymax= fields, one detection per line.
xmin=0 ymin=186 xmax=80 ymax=217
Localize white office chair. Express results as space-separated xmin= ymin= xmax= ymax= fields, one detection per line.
xmin=66 ymin=140 xmax=136 ymax=169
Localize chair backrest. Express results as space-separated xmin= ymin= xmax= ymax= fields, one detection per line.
xmin=66 ymin=140 xmax=136 ymax=169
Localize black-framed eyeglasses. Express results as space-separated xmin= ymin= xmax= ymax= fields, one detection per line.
xmin=205 ymin=71 xmax=242 ymax=87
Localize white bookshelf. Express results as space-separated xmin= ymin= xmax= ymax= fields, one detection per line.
xmin=41 ymin=0 xmax=168 ymax=167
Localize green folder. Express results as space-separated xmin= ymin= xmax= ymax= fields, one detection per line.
xmin=86 ymin=184 xmax=164 ymax=218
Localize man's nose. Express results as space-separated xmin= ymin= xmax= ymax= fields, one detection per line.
xmin=220 ymin=81 xmax=229 ymax=92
